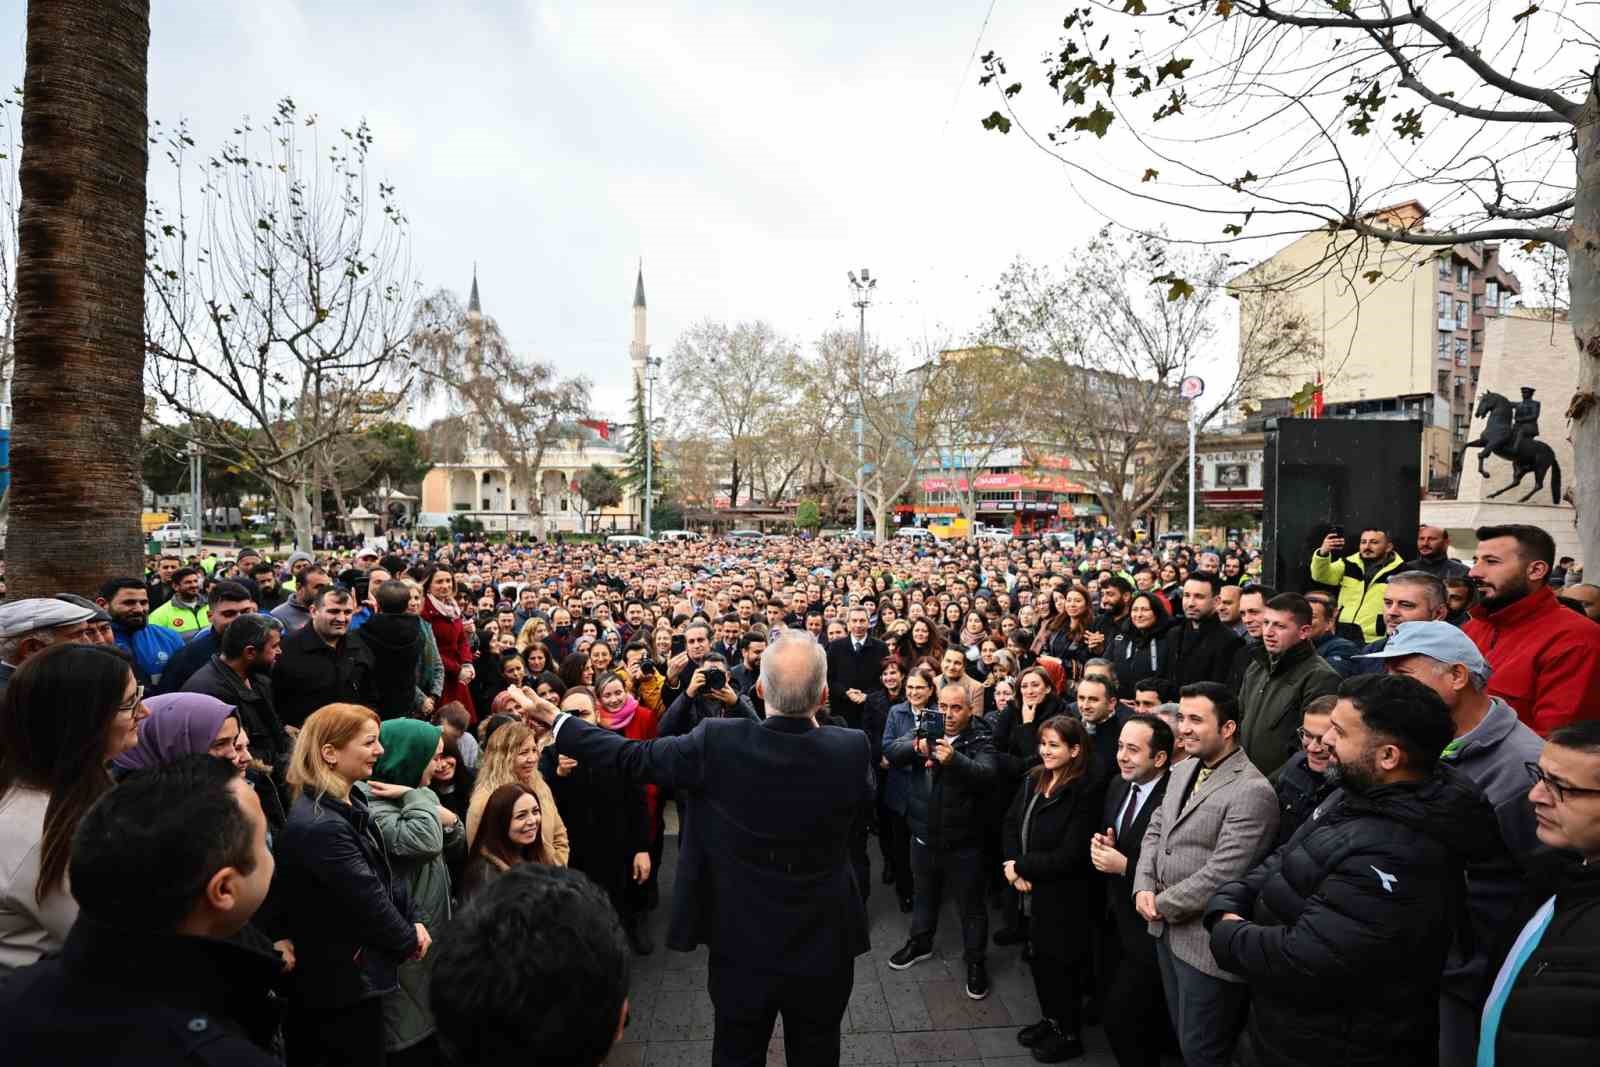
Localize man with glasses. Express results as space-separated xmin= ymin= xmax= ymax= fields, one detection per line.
xmin=1355 ymin=620 xmax=1545 ymax=1062
xmin=1480 ymin=721 xmax=1600 ymax=1063
xmin=1271 ymin=694 xmax=1337 ymax=846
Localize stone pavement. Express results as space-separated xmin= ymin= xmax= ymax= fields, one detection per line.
xmin=608 ymin=833 xmax=1156 ymax=1066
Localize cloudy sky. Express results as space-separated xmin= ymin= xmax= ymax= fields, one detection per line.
xmin=4 ymin=2 xmax=1573 ymax=425
xmin=109 ymin=0 xmax=1137 ymax=422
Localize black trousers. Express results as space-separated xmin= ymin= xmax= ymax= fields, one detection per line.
xmin=286 ymin=994 xmax=385 ymax=1067
xmin=1103 ymin=946 xmax=1170 ymax=1067
xmin=708 ymin=958 xmax=854 ymax=1067
xmin=881 ymin=810 xmax=914 ymax=903
xmin=1031 ymin=952 xmax=1082 ymax=1034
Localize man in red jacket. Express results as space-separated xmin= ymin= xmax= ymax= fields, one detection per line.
xmin=1464 ymin=524 xmax=1600 ymax=735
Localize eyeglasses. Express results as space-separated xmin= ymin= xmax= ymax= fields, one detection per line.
xmin=1296 ymin=727 xmax=1328 ymax=746
xmin=1525 ymin=762 xmax=1600 ymax=804
xmin=118 ymin=685 xmax=146 ymax=716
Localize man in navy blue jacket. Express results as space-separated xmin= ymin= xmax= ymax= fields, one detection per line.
xmin=511 ymin=629 xmax=873 ymax=1067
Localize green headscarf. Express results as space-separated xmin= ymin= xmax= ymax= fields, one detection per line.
xmin=373 ymin=719 xmax=443 ymax=789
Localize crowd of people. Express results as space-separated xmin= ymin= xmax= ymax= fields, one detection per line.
xmin=0 ymin=518 xmax=1595 ymax=1066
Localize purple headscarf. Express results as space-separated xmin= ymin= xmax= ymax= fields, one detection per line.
xmin=114 ymin=692 xmax=238 ymax=772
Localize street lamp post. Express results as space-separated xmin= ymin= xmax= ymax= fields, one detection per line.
xmin=1179 ymin=376 xmax=1205 ymax=544
xmin=847 ymin=268 xmax=876 ymax=539
xmin=186 ymin=441 xmax=204 ymax=543
xmin=643 ymin=356 xmax=659 ymax=537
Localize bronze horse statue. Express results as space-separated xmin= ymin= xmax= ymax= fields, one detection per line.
xmin=1462 ymin=390 xmax=1561 ymax=503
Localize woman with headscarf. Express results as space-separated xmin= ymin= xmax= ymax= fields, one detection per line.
xmin=362 ymin=718 xmax=460 ymax=1066
xmin=113 ymin=692 xmax=285 ymax=832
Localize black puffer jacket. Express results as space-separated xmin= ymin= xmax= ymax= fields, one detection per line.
xmin=1205 ymin=765 xmax=1499 ymax=1067
xmin=264 ymin=790 xmax=418 ymax=1009
xmin=1486 ymin=857 xmax=1600 ymax=1065
xmin=887 ymin=717 xmax=999 ymax=851
xmin=1271 ymin=751 xmax=1333 ymax=848
xmin=1109 ymin=619 xmax=1172 ymax=697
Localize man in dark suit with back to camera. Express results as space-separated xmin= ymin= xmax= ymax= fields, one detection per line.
xmin=1092 ymin=713 xmax=1175 ymax=1067
xmin=510 ymin=628 xmax=873 ymax=1067
xmin=825 ymin=604 xmax=888 ymax=729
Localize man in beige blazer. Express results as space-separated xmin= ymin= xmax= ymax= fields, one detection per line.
xmin=1134 ymin=681 xmax=1278 ymax=1067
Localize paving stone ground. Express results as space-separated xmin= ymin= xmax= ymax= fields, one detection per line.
xmin=609 ymin=831 xmax=1171 ymax=1066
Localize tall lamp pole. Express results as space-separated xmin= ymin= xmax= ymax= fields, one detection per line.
xmin=643 ymin=356 xmax=659 ymax=537
xmin=1180 ymin=376 xmax=1205 ymax=544
xmin=186 ymin=441 xmax=204 ymax=542
xmin=847 ymin=268 xmax=876 ymax=538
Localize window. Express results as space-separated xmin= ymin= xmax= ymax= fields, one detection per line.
xmin=1486 ymin=280 xmax=1499 ymax=305
xmin=1472 ymin=294 xmax=1483 ymax=312
xmin=1458 ymin=263 xmax=1471 ymax=287
xmin=1437 ymin=370 xmax=1451 ymax=394
xmin=481 ymin=498 xmax=491 ymax=510
xmin=1438 ymin=331 xmax=1452 ymax=358
xmin=1456 ymin=303 xmax=1469 ymax=327
xmin=1437 ymin=257 xmax=1452 ymax=279
xmin=1437 ymin=293 xmax=1453 ymax=316
xmin=1455 ymin=338 xmax=1469 ymax=362
xmin=1472 ymin=331 xmax=1482 ymax=349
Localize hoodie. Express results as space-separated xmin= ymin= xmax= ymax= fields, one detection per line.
xmin=360 ymin=612 xmax=424 ymax=721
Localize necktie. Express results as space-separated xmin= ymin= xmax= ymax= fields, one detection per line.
xmin=1118 ymin=783 xmax=1140 ymax=844
xmin=1193 ymin=765 xmax=1214 ymax=793
xmin=854 ymin=640 xmax=861 ymax=653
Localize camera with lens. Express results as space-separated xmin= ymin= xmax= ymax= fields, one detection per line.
xmin=636 ymin=657 xmax=658 ymax=676
xmin=916 ymin=709 xmax=946 ymax=742
xmin=700 ymin=667 xmax=728 ymax=692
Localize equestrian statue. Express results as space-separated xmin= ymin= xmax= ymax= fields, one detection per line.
xmin=1462 ymin=387 xmax=1562 ymax=504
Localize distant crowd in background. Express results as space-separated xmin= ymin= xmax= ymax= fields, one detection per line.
xmin=0 ymin=518 xmax=1595 ymax=1065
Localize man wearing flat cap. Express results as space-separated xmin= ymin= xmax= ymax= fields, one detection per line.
xmin=1354 ymin=620 xmax=1547 ymax=1063
xmin=0 ymin=598 xmax=100 ymax=696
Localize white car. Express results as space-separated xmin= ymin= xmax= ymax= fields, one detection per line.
xmin=895 ymin=527 xmax=934 ymax=541
xmin=974 ymin=525 xmax=1014 ymax=543
xmin=153 ymin=522 xmax=200 ymax=546
xmin=655 ymin=529 xmax=700 ymax=542
xmin=605 ymin=534 xmax=650 ymax=547
xmin=724 ymin=529 xmax=764 ymax=542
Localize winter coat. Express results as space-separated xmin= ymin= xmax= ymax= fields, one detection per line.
xmin=1002 ymin=765 xmax=1109 ymax=963
xmin=990 ymin=695 xmax=1063 ymax=780
xmin=1161 ymin=613 xmax=1244 ymax=689
xmin=269 ymin=625 xmax=378 ymax=729
xmin=1272 ymin=751 xmax=1332 ymax=848
xmin=183 ymin=658 xmax=289 ymax=782
xmin=880 ymin=700 xmax=925 ymax=815
xmin=0 ymin=918 xmax=284 ymax=1066
xmin=361 ymin=720 xmax=457 ymax=1054
xmin=154 ymin=628 xmax=221 ymax=695
xmin=113 ymin=621 xmax=188 ymax=688
xmin=1402 ymin=552 xmax=1470 ymax=581
xmin=415 ymin=617 xmax=444 ymax=711
xmin=1206 ymin=765 xmax=1500 ymax=1067
xmin=887 ymin=718 xmax=999 ymax=851
xmin=862 ymin=687 xmax=898 ymax=768
xmin=541 ymin=743 xmax=649 ymax=916
xmin=1309 ymin=550 xmax=1404 ymax=643
xmin=1110 ymin=621 xmax=1171 ymax=698
xmin=421 ymin=599 xmax=476 ymax=723
xmin=358 ymin=612 xmax=424 ymax=721
xmin=1463 ymin=585 xmax=1600 ymax=735
xmin=1485 ymin=858 xmax=1600 ymax=1065
xmin=1238 ymin=640 xmax=1341 ymax=779
xmin=265 ymin=788 xmax=418 ymax=1010
xmin=1311 ymin=631 xmax=1363 ymax=678
xmin=1438 ymin=697 xmax=1547 ymax=1001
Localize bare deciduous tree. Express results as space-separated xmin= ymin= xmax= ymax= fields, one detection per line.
xmin=144 ymin=99 xmax=413 ymax=551
xmin=979 ymin=0 xmax=1596 ymax=560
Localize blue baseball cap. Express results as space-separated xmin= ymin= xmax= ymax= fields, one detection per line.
xmin=1354 ymin=620 xmax=1491 ymax=681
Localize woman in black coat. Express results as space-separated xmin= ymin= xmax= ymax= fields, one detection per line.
xmin=266 ymin=705 xmax=422 ymax=1067
xmin=988 ymin=665 xmax=1063 ymax=944
xmin=1003 ymin=714 xmax=1107 ymax=1063
xmin=1109 ymin=592 xmax=1174 ymax=698
xmin=540 ymin=688 xmax=651 ymax=954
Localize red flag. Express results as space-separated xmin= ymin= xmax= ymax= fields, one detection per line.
xmin=1312 ymin=373 xmax=1325 ymax=419
xmin=579 ymin=418 xmax=611 ymax=441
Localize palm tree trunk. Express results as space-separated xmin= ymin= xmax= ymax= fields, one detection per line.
xmin=10 ymin=1 xmax=149 ymax=595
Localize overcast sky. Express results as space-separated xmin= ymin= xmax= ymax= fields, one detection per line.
xmin=116 ymin=0 xmax=1142 ymax=422
xmin=4 ymin=2 xmax=1574 ymax=425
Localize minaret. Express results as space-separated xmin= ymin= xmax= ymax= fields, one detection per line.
xmin=629 ymin=262 xmax=649 ymax=388
xmin=468 ymin=264 xmax=482 ymax=319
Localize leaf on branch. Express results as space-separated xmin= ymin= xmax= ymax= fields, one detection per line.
xmin=1122 ymin=0 xmax=1147 ymax=12
xmin=1067 ymin=102 xmax=1116 ymax=138
xmin=1141 ymin=167 xmax=1159 ymax=182
xmin=1363 ymin=270 xmax=1383 ymax=283
xmin=1153 ymin=89 xmax=1186 ymax=120
xmin=1229 ymin=170 xmax=1258 ymax=192
xmin=1151 ymin=273 xmax=1196 ymax=301
xmin=1216 ymin=0 xmax=1234 ymax=16
xmin=1155 ymin=57 xmax=1192 ymax=84
xmin=981 ymin=111 xmax=1013 ymax=134
xmin=1004 ymin=82 xmax=1023 ymax=98
xmin=1512 ymin=3 xmax=1538 ymax=22
xmin=1392 ymin=108 xmax=1425 ymax=141
xmin=1521 ymin=240 xmax=1545 ymax=252
xmin=1222 ymin=223 xmax=1243 ymax=236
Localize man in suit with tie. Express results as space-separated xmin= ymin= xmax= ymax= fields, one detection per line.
xmin=826 ymin=605 xmax=888 ymax=729
xmin=510 ymin=630 xmax=873 ymax=1067
xmin=1091 ymin=713 xmax=1175 ymax=1067
xmin=1132 ymin=681 xmax=1279 ymax=1067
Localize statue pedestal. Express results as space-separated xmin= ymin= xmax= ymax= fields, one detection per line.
xmin=1425 ymin=308 xmax=1578 ymax=562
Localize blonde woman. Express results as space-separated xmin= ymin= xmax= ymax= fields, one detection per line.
xmin=465 ymin=722 xmax=569 ymax=865
xmin=269 ymin=703 xmax=427 ymax=1067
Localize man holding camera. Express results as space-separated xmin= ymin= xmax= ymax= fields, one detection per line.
xmin=884 ymin=683 xmax=1000 ymax=1001
xmin=660 ymin=652 xmax=760 ymax=736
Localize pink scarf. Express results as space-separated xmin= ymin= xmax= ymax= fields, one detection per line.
xmin=427 ymin=593 xmax=460 ymax=620
xmin=603 ymin=694 xmax=640 ymax=733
